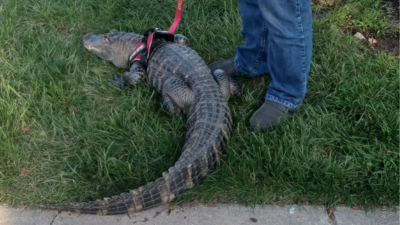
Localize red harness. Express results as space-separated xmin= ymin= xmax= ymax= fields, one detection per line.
xmin=128 ymin=0 xmax=184 ymax=67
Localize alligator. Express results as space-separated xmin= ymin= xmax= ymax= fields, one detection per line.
xmin=41 ymin=29 xmax=240 ymax=215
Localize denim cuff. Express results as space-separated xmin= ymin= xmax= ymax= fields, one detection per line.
xmin=233 ymin=56 xmax=256 ymax=77
xmin=265 ymin=94 xmax=298 ymax=110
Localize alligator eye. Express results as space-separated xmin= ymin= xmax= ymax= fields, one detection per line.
xmin=103 ymin=34 xmax=110 ymax=42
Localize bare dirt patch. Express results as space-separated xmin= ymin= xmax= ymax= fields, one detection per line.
xmin=313 ymin=0 xmax=399 ymax=56
xmin=365 ymin=31 xmax=399 ymax=55
xmin=370 ymin=0 xmax=399 ymax=55
xmin=383 ymin=0 xmax=399 ymax=22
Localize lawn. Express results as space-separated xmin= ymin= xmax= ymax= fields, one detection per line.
xmin=0 ymin=0 xmax=398 ymax=210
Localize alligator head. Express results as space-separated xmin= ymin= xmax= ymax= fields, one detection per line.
xmin=83 ymin=29 xmax=142 ymax=69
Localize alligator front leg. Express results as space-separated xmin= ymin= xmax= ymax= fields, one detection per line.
xmin=212 ymin=69 xmax=241 ymax=100
xmin=161 ymin=76 xmax=194 ymax=115
xmin=108 ymin=62 xmax=145 ymax=87
xmin=174 ymin=34 xmax=190 ymax=47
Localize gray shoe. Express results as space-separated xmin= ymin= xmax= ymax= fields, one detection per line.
xmin=250 ymin=100 xmax=295 ymax=132
xmin=208 ymin=59 xmax=249 ymax=77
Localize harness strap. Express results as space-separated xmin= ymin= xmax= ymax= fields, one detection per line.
xmin=128 ymin=40 xmax=145 ymax=63
xmin=128 ymin=0 xmax=184 ymax=67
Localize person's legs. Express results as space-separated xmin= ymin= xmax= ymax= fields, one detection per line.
xmin=259 ymin=0 xmax=313 ymax=109
xmin=234 ymin=0 xmax=269 ymax=76
xmin=248 ymin=0 xmax=313 ymax=132
xmin=209 ymin=0 xmax=268 ymax=77
xmin=209 ymin=0 xmax=313 ymax=132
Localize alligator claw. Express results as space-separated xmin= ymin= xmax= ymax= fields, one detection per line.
xmin=108 ymin=74 xmax=126 ymax=87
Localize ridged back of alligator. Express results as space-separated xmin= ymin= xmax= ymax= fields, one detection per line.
xmin=146 ymin=42 xmax=232 ymax=161
xmin=146 ymin=43 xmax=215 ymax=93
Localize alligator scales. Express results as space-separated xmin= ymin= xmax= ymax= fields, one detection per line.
xmin=42 ymin=30 xmax=240 ymax=215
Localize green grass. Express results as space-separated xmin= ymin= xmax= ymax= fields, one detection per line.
xmin=0 ymin=0 xmax=398 ymax=209
xmin=313 ymin=0 xmax=397 ymax=33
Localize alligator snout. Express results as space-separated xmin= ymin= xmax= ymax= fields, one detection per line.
xmin=82 ymin=33 xmax=92 ymax=49
xmin=83 ymin=33 xmax=91 ymax=40
xmin=82 ymin=33 xmax=101 ymax=51
xmin=82 ymin=33 xmax=95 ymax=45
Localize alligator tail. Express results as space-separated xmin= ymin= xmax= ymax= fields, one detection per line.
xmin=41 ymin=141 xmax=222 ymax=215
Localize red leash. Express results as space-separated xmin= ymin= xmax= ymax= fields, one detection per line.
xmin=168 ymin=0 xmax=184 ymax=34
xmin=129 ymin=0 xmax=184 ymax=66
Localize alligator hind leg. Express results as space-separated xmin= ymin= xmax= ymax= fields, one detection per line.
xmin=162 ymin=76 xmax=194 ymax=115
xmin=212 ymin=69 xmax=241 ymax=100
xmin=174 ymin=34 xmax=190 ymax=47
xmin=108 ymin=62 xmax=145 ymax=87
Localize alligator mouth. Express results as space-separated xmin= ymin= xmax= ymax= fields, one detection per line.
xmin=82 ymin=40 xmax=103 ymax=54
xmin=83 ymin=43 xmax=94 ymax=51
xmin=82 ymin=33 xmax=97 ymax=51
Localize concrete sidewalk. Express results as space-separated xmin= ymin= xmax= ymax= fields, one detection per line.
xmin=0 ymin=203 xmax=398 ymax=225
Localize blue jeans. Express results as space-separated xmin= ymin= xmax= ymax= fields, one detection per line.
xmin=234 ymin=0 xmax=313 ymax=109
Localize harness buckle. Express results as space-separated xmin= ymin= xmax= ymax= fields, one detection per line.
xmin=128 ymin=29 xmax=175 ymax=68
